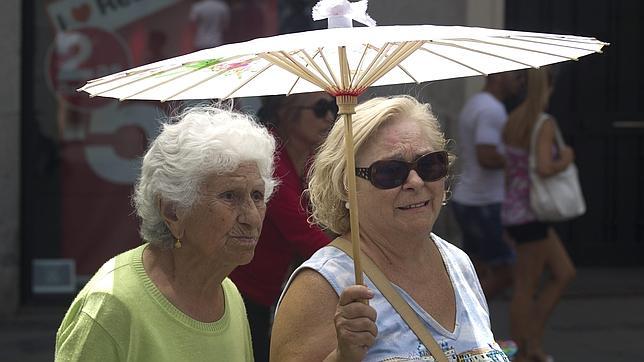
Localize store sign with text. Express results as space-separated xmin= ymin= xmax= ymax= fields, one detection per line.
xmin=47 ymin=0 xmax=178 ymax=31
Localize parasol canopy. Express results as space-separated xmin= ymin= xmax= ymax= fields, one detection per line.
xmin=79 ymin=24 xmax=607 ymax=101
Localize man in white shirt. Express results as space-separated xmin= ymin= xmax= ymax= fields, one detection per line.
xmin=190 ymin=0 xmax=231 ymax=50
xmin=452 ymin=70 xmax=524 ymax=299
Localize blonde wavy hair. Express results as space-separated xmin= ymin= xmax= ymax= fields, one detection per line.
xmin=503 ymin=67 xmax=552 ymax=148
xmin=307 ymin=95 xmax=453 ymax=235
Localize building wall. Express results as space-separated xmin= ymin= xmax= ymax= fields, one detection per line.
xmin=0 ymin=0 xmax=22 ymax=316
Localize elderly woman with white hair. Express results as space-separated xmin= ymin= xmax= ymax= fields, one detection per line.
xmin=55 ymin=106 xmax=276 ymax=361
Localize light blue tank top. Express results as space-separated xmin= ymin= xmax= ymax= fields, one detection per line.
xmin=277 ymin=233 xmax=509 ymax=362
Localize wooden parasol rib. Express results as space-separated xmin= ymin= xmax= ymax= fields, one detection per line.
xmin=512 ymin=34 xmax=609 ymax=46
xmin=351 ymin=42 xmax=392 ymax=90
xmin=426 ymin=40 xmax=540 ymax=68
xmin=450 ymin=38 xmax=581 ymax=60
xmin=498 ymin=36 xmax=607 ymax=53
xmin=84 ymin=64 xmax=184 ymax=97
xmin=318 ymin=48 xmax=341 ymax=88
xmin=348 ymin=46 xmax=371 ymax=89
xmin=418 ymin=46 xmax=488 ymax=76
xmin=361 ymin=41 xmax=425 ymax=88
xmin=259 ymin=53 xmax=329 ymax=89
xmin=222 ymin=62 xmax=275 ymax=100
xmin=363 ymin=44 xmax=420 ymax=85
xmin=281 ymin=49 xmax=339 ymax=97
xmin=118 ymin=68 xmax=204 ymax=101
xmin=300 ymin=50 xmax=337 ymax=90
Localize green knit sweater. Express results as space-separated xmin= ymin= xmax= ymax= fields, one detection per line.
xmin=55 ymin=244 xmax=254 ymax=361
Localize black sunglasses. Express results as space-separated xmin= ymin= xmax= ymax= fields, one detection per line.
xmin=298 ymin=99 xmax=339 ymax=119
xmin=355 ymin=151 xmax=448 ymax=189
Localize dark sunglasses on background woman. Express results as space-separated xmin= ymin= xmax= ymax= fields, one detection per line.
xmin=298 ymin=98 xmax=339 ymax=120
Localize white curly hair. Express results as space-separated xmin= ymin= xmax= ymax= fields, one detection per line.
xmin=133 ymin=105 xmax=277 ymax=248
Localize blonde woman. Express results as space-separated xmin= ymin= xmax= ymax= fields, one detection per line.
xmin=502 ymin=68 xmax=577 ymax=362
xmin=271 ymin=95 xmax=509 ymax=361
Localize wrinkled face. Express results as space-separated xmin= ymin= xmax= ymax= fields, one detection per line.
xmin=355 ymin=117 xmax=445 ymax=238
xmin=281 ymin=92 xmax=337 ymax=147
xmin=179 ymin=162 xmax=267 ymax=266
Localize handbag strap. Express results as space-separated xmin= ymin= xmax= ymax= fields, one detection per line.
xmin=529 ymin=113 xmax=566 ymax=171
xmin=329 ymin=238 xmax=448 ymax=362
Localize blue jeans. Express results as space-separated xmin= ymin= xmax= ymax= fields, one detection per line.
xmin=452 ymin=202 xmax=515 ymax=264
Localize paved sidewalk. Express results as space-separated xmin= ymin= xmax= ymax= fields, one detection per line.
xmin=0 ymin=305 xmax=65 ymax=362
xmin=489 ymin=295 xmax=644 ymax=361
xmin=488 ymin=267 xmax=644 ymax=361
xmin=1 ymin=267 xmax=643 ymax=361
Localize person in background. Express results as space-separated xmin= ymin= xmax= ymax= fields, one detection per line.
xmin=189 ymin=0 xmax=231 ymax=50
xmin=502 ymin=67 xmax=576 ymax=362
xmin=55 ymin=106 xmax=276 ymax=361
xmin=271 ymin=95 xmax=509 ymax=361
xmin=451 ymin=70 xmax=525 ymax=299
xmin=230 ymin=92 xmax=336 ymax=361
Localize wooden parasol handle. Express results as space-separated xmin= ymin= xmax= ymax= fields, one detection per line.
xmin=336 ymin=95 xmax=363 ymax=288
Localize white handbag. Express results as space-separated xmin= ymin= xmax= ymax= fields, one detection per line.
xmin=529 ymin=113 xmax=586 ymax=221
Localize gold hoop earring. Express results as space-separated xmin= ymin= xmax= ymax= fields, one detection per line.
xmin=174 ymin=238 xmax=182 ymax=249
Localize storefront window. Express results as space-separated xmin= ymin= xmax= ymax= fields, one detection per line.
xmin=23 ymin=0 xmax=295 ymax=298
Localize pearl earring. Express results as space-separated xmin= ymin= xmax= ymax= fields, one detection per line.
xmin=442 ymin=190 xmax=451 ymax=206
